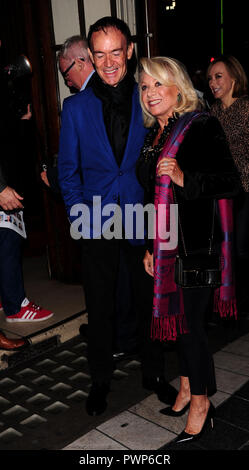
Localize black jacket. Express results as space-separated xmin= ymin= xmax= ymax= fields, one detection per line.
xmin=0 ymin=80 xmax=31 ymax=196
xmin=136 ymin=113 xmax=241 ymax=254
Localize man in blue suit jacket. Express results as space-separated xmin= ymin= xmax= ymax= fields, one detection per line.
xmin=58 ymin=17 xmax=177 ymax=416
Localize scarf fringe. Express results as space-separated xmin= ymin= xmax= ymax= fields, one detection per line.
xmin=151 ymin=314 xmax=188 ymax=342
xmin=214 ymin=290 xmax=238 ymax=319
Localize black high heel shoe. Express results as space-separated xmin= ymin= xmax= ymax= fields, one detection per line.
xmin=142 ymin=376 xmax=178 ymax=405
xmin=175 ymin=402 xmax=215 ymax=444
xmin=160 ymin=401 xmax=190 ymax=417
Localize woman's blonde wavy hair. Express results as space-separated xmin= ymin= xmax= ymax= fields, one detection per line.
xmin=139 ymin=56 xmax=199 ymax=128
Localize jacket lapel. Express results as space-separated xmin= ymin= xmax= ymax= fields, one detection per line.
xmin=121 ymin=86 xmax=143 ymax=168
xmin=87 ymin=90 xmax=118 ymax=167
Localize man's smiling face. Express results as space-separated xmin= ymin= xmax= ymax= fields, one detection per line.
xmin=88 ymin=26 xmax=133 ymax=87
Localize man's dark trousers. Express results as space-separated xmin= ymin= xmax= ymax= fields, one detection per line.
xmin=0 ymin=228 xmax=25 ymax=316
xmin=81 ymin=237 xmax=164 ymax=384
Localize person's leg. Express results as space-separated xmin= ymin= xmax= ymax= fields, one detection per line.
xmin=171 ymin=376 xmax=191 ymax=412
xmin=175 ymin=288 xmax=216 ymax=437
xmin=81 ymin=237 xmax=120 ymax=385
xmin=123 ymin=242 xmax=164 ymax=376
xmin=184 ymin=394 xmax=211 ymax=435
xmin=177 ymin=288 xmax=216 ymax=398
xmin=0 ymin=229 xmax=26 ymax=316
xmin=113 ymin=246 xmax=138 ymax=354
xmin=123 ymin=241 xmax=177 ymax=405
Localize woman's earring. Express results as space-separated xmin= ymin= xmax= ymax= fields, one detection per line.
xmin=177 ymin=93 xmax=181 ymax=102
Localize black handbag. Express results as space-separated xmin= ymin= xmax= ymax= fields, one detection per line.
xmin=174 ymin=253 xmax=221 ymax=288
xmin=173 ymin=187 xmax=221 ymax=288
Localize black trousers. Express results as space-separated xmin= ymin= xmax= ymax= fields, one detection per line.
xmin=81 ymin=238 xmax=165 ymax=383
xmin=177 ymin=288 xmax=216 ymax=396
xmin=114 ymin=248 xmax=137 ymax=352
xmin=0 ymin=228 xmax=26 ymax=316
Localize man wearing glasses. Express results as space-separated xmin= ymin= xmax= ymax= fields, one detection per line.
xmin=58 ymin=35 xmax=95 ymax=92
xmin=41 ymin=36 xmax=95 ymax=190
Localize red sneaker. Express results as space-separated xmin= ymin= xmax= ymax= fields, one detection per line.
xmin=0 ymin=302 xmax=3 ymax=312
xmin=6 ymin=299 xmax=53 ymax=323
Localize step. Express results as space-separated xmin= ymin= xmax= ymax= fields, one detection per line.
xmin=0 ymin=310 xmax=87 ymax=370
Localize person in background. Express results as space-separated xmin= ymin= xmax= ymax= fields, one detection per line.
xmin=0 ymin=43 xmax=53 ymax=324
xmin=137 ymin=56 xmax=239 ymax=443
xmin=58 ymin=18 xmax=177 ymax=417
xmin=58 ymin=35 xmax=95 ymax=92
xmin=207 ymin=55 xmax=249 ymax=313
xmin=189 ymin=66 xmax=212 ymax=110
xmin=40 ymin=35 xmax=95 ymax=191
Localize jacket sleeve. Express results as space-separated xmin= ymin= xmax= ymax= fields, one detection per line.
xmin=57 ymin=98 xmax=84 ymax=221
xmin=176 ymin=114 xmax=241 ymax=201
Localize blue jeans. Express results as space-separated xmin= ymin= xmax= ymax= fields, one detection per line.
xmin=0 ymin=228 xmax=26 ymax=316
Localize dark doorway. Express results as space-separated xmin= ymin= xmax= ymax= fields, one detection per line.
xmin=136 ymin=0 xmax=221 ymax=70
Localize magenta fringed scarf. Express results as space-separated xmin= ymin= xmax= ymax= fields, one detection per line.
xmin=214 ymin=199 xmax=237 ymax=319
xmin=151 ymin=112 xmax=237 ymax=342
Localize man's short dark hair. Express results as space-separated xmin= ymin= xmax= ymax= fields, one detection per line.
xmin=88 ymin=16 xmax=132 ymax=51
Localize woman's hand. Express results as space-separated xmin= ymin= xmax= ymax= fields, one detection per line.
xmin=40 ymin=170 xmax=50 ymax=187
xmin=21 ymin=104 xmax=32 ymax=120
xmin=143 ymin=250 xmax=154 ymax=277
xmin=157 ymin=157 xmax=184 ymax=187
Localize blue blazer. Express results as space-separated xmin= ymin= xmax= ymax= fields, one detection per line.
xmin=58 ymin=84 xmax=148 ymax=245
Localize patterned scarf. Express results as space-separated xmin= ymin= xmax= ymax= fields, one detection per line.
xmin=151 ymin=112 xmax=237 ymax=342
xmin=214 ymin=199 xmax=237 ymax=318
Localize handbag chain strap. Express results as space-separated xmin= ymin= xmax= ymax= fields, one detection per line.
xmin=172 ymin=183 xmax=216 ymax=257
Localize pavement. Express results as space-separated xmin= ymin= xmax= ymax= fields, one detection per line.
xmin=1 ymin=310 xmax=249 ymax=464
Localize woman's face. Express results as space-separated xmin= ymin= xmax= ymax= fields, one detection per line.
xmin=140 ymin=72 xmax=179 ymax=125
xmin=208 ymin=61 xmax=235 ymax=103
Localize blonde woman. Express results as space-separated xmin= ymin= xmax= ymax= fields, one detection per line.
xmin=137 ymin=57 xmax=239 ymax=444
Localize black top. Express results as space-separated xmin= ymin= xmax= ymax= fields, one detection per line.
xmin=91 ymin=72 xmax=135 ymax=166
xmin=136 ymin=113 xmax=241 ymax=254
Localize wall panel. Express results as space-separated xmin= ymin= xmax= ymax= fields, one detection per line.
xmin=83 ymin=0 xmax=111 ymax=32
xmin=51 ymin=0 xmax=80 ymax=44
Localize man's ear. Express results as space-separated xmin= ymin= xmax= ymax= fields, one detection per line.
xmin=88 ymin=47 xmax=94 ymax=64
xmin=127 ymin=42 xmax=134 ymax=60
xmin=75 ymin=57 xmax=84 ymax=69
